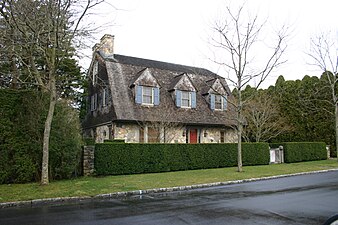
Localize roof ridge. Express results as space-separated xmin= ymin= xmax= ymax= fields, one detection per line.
xmin=112 ymin=54 xmax=218 ymax=77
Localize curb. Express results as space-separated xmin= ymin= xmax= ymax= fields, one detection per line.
xmin=1 ymin=168 xmax=338 ymax=209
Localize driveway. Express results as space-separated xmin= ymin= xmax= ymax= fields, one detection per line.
xmin=1 ymin=171 xmax=337 ymax=225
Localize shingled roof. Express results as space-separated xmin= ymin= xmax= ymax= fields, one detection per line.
xmin=112 ymin=54 xmax=220 ymax=77
xmin=83 ymin=51 xmax=236 ymax=129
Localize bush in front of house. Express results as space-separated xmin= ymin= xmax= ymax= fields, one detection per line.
xmin=270 ymin=142 xmax=327 ymax=163
xmin=94 ymin=142 xmax=270 ymax=176
xmin=0 ymin=89 xmax=83 ymax=184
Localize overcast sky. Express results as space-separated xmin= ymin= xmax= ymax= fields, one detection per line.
xmin=84 ymin=0 xmax=338 ymax=89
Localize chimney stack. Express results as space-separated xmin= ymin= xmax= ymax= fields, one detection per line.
xmin=92 ymin=34 xmax=115 ymax=58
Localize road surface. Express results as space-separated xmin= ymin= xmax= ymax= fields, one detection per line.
xmin=1 ymin=171 xmax=338 ymax=225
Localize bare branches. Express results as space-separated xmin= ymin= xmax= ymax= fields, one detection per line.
xmin=243 ymin=92 xmax=292 ymax=142
xmin=211 ymin=4 xmax=288 ymax=91
xmin=0 ymin=0 xmax=107 ymax=184
xmin=209 ymin=2 xmax=289 ymax=172
xmin=307 ymin=31 xmax=338 ymax=158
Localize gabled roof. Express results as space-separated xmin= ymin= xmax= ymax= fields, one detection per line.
xmin=130 ymin=68 xmax=160 ymax=88
xmin=112 ymin=54 xmax=219 ymax=77
xmin=201 ymin=78 xmax=228 ymax=96
xmin=168 ymin=73 xmax=197 ymax=92
xmin=84 ymin=53 xmax=235 ymax=128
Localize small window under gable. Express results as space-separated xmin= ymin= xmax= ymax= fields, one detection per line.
xmin=170 ymin=73 xmax=197 ymax=109
xmin=176 ymin=90 xmax=196 ymax=108
xmin=210 ymin=94 xmax=227 ymax=111
xmin=135 ymin=85 xmax=160 ymax=105
xmin=132 ymin=68 xmax=160 ymax=106
xmin=205 ymin=78 xmax=228 ymax=111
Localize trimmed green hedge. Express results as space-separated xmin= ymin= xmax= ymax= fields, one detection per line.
xmin=94 ymin=143 xmax=269 ymax=175
xmin=270 ymin=142 xmax=327 ymax=163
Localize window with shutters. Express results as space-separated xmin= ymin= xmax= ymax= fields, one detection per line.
xmin=176 ymin=90 xmax=196 ymax=108
xmin=135 ymin=85 xmax=160 ymax=106
xmin=210 ymin=94 xmax=227 ymax=111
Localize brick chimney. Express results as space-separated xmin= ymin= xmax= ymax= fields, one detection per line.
xmin=92 ymin=34 xmax=114 ymax=58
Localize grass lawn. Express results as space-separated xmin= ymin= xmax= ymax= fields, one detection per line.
xmin=0 ymin=159 xmax=337 ymax=203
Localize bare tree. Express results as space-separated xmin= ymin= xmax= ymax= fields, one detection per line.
xmin=210 ymin=3 xmax=288 ymax=171
xmin=308 ymin=32 xmax=338 ymax=160
xmin=138 ymin=99 xmax=184 ymax=143
xmin=0 ymin=0 xmax=105 ymax=185
xmin=242 ymin=92 xmax=292 ymax=142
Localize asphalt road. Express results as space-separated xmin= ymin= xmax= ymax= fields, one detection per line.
xmin=1 ymin=171 xmax=338 ymax=225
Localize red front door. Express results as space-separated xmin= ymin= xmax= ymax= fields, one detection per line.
xmin=189 ymin=129 xmax=198 ymax=144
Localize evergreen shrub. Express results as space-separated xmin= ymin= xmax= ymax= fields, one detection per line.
xmin=0 ymin=89 xmax=83 ymax=183
xmin=270 ymin=142 xmax=327 ymax=163
xmin=94 ymin=142 xmax=270 ymax=175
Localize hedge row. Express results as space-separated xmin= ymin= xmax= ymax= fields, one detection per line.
xmin=270 ymin=142 xmax=327 ymax=163
xmin=94 ymin=143 xmax=270 ymax=175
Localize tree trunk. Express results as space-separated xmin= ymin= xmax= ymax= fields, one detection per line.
xmin=237 ymin=87 xmax=243 ymax=172
xmin=237 ymin=120 xmax=243 ymax=172
xmin=41 ymin=76 xmax=57 ymax=185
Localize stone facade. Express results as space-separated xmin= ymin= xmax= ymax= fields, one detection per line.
xmin=114 ymin=123 xmax=140 ymax=143
xmin=83 ymin=34 xmax=239 ymax=145
xmin=95 ymin=124 xmax=110 ymax=143
xmin=83 ymin=146 xmax=95 ymax=176
xmin=200 ymin=128 xmax=237 ymax=143
xmin=90 ymin=124 xmax=237 ymax=144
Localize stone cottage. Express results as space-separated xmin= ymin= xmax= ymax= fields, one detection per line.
xmin=82 ymin=34 xmax=237 ymax=143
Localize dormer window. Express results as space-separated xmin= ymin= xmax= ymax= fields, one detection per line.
xmin=210 ymin=94 xmax=227 ymax=111
xmin=181 ymin=91 xmax=190 ymax=107
xmin=92 ymin=61 xmax=98 ymax=85
xmin=131 ymin=68 xmax=160 ymax=106
xmin=135 ymin=85 xmax=160 ymax=106
xmin=176 ymin=90 xmax=196 ymax=108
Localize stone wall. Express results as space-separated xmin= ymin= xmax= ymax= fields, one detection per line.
xmin=89 ymin=123 xmax=237 ymax=144
xmin=201 ymin=128 xmax=237 ymax=143
xmin=114 ymin=123 xmax=140 ymax=143
xmin=95 ymin=125 xmax=110 ymax=143
xmin=83 ymin=146 xmax=95 ymax=176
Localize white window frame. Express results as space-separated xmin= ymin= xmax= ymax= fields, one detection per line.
xmin=181 ymin=91 xmax=191 ymax=108
xmin=142 ymin=86 xmax=154 ymax=105
xmin=92 ymin=61 xmax=98 ymax=85
xmin=214 ymin=94 xmax=223 ymax=110
xmin=102 ymin=88 xmax=107 ymax=107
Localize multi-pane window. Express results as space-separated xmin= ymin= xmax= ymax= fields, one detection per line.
xmin=148 ymin=127 xmax=160 ymax=143
xmin=210 ymin=94 xmax=227 ymax=111
xmin=102 ymin=88 xmax=106 ymax=107
xmin=92 ymin=61 xmax=98 ymax=85
xmin=220 ymin=131 xmax=225 ymax=143
xmin=135 ymin=85 xmax=160 ymax=106
xmin=90 ymin=93 xmax=97 ymax=111
xmin=175 ymin=90 xmax=196 ymax=108
xmin=142 ymin=86 xmax=153 ymax=105
xmin=181 ymin=91 xmax=190 ymax=108
xmin=215 ymin=95 xmax=223 ymax=110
